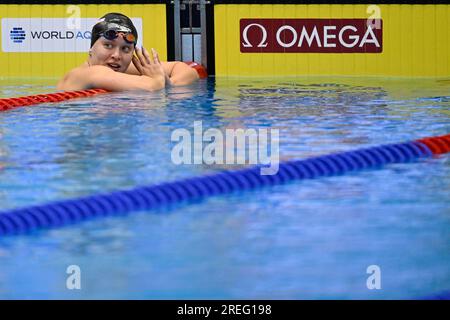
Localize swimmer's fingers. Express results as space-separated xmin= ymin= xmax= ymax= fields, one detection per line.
xmin=135 ymin=47 xmax=148 ymax=66
xmin=132 ymin=55 xmax=144 ymax=74
xmin=142 ymin=47 xmax=152 ymax=65
xmin=151 ymin=48 xmax=161 ymax=64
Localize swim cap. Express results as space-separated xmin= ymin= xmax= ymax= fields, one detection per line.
xmin=90 ymin=13 xmax=138 ymax=48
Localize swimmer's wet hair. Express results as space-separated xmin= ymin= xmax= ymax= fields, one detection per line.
xmin=90 ymin=13 xmax=138 ymax=48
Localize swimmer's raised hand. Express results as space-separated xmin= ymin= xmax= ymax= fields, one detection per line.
xmin=151 ymin=48 xmax=173 ymax=86
xmin=132 ymin=47 xmax=165 ymax=86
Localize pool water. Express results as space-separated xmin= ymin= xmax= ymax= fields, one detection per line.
xmin=0 ymin=77 xmax=449 ymax=299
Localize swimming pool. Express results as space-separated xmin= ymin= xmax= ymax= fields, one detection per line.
xmin=0 ymin=77 xmax=449 ymax=299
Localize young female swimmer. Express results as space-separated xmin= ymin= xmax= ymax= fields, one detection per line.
xmin=57 ymin=13 xmax=199 ymax=92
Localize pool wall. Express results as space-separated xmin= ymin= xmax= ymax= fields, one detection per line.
xmin=214 ymin=1 xmax=450 ymax=77
xmin=0 ymin=1 xmax=449 ymax=78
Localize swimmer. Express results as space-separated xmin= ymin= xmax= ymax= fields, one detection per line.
xmin=57 ymin=13 xmax=199 ymax=92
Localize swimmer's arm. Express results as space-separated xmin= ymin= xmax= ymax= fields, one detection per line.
xmin=85 ymin=66 xmax=164 ymax=91
xmin=163 ymin=62 xmax=199 ymax=86
xmin=127 ymin=61 xmax=199 ymax=86
xmin=125 ymin=62 xmax=141 ymax=75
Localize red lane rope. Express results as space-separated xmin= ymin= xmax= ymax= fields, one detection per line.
xmin=416 ymin=134 xmax=450 ymax=155
xmin=0 ymin=89 xmax=109 ymax=112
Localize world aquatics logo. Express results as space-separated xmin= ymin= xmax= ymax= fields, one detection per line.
xmin=10 ymin=27 xmax=26 ymax=43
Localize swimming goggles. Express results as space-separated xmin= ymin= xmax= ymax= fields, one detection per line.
xmin=98 ymin=23 xmax=137 ymax=45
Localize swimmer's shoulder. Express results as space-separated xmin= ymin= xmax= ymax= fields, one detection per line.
xmin=57 ymin=64 xmax=111 ymax=91
xmin=57 ymin=64 xmax=88 ymax=91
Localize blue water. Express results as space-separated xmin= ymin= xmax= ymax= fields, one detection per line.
xmin=0 ymin=77 xmax=449 ymax=299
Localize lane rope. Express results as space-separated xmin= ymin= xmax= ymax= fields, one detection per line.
xmin=0 ymin=133 xmax=448 ymax=236
xmin=0 ymin=89 xmax=108 ymax=112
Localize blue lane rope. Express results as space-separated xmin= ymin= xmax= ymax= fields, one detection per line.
xmin=421 ymin=291 xmax=450 ymax=300
xmin=0 ymin=137 xmax=447 ymax=236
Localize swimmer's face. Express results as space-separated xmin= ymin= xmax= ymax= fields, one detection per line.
xmin=90 ymin=36 xmax=134 ymax=73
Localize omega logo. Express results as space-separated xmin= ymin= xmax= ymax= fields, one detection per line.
xmin=242 ymin=23 xmax=268 ymax=48
xmin=240 ymin=19 xmax=383 ymax=53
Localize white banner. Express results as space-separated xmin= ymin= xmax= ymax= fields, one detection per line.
xmin=2 ymin=18 xmax=143 ymax=52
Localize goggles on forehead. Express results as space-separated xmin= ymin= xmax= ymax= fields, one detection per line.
xmin=100 ymin=29 xmax=137 ymax=44
xmin=98 ymin=23 xmax=137 ymax=45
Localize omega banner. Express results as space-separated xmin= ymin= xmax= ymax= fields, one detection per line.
xmin=240 ymin=19 xmax=382 ymax=53
xmin=2 ymin=18 xmax=143 ymax=52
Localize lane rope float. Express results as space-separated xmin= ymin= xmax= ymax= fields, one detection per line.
xmin=0 ymin=89 xmax=108 ymax=112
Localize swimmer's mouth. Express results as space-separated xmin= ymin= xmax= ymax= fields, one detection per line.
xmin=107 ymin=63 xmax=121 ymax=71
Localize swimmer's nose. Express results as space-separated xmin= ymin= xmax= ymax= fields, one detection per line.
xmin=110 ymin=47 xmax=121 ymax=60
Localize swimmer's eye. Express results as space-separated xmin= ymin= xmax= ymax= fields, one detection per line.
xmin=122 ymin=46 xmax=132 ymax=54
xmin=103 ymin=43 xmax=113 ymax=49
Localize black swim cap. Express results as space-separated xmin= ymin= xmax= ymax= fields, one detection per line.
xmin=90 ymin=13 xmax=138 ymax=48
